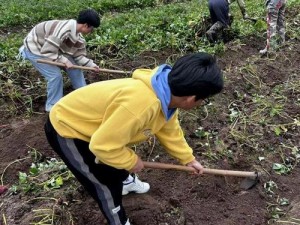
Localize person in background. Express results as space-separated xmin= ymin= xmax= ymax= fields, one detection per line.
xmin=20 ymin=7 xmax=147 ymax=211
xmin=19 ymin=9 xmax=101 ymax=112
xmin=44 ymin=52 xmax=224 ymax=225
xmin=259 ymin=0 xmax=286 ymax=54
xmin=205 ymin=0 xmax=250 ymax=42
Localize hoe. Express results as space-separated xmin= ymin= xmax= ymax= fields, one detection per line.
xmin=37 ymin=59 xmax=130 ymax=75
xmin=143 ymin=161 xmax=261 ymax=190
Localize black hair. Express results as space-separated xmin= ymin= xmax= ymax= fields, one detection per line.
xmin=77 ymin=9 xmax=101 ymax=28
xmin=168 ymin=52 xmax=223 ymax=100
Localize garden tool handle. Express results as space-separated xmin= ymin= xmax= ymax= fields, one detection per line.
xmin=143 ymin=161 xmax=260 ymax=178
xmin=36 ymin=59 xmax=129 ymax=75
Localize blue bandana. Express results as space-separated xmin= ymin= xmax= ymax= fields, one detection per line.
xmin=151 ymin=64 xmax=176 ymax=120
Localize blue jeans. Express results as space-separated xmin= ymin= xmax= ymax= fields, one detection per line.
xmin=20 ymin=47 xmax=86 ymax=112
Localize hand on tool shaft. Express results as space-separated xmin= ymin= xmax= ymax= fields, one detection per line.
xmin=65 ymin=60 xmax=74 ymax=69
xmin=130 ymin=157 xmax=144 ymax=173
xmin=64 ymin=60 xmax=100 ymax=72
xmin=37 ymin=59 xmax=129 ymax=74
xmin=93 ymin=65 xmax=100 ymax=72
xmin=186 ymin=159 xmax=204 ymax=175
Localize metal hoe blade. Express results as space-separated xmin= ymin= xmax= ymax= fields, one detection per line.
xmin=240 ymin=172 xmax=260 ymax=190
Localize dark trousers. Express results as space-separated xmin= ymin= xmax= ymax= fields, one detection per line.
xmin=208 ymin=0 xmax=230 ymax=26
xmin=44 ymin=117 xmax=129 ymax=225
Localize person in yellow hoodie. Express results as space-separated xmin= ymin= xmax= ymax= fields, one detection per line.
xmin=44 ymin=52 xmax=223 ymax=225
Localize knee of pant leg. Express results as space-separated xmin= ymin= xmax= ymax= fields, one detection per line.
xmin=37 ymin=64 xmax=63 ymax=80
xmin=71 ymin=77 xmax=86 ymax=89
xmin=47 ymin=73 xmax=63 ymax=82
xmin=67 ymin=68 xmax=84 ymax=79
xmin=68 ymin=70 xmax=86 ymax=89
xmin=46 ymin=74 xmax=64 ymax=94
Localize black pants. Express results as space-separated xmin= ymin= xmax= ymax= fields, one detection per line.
xmin=208 ymin=0 xmax=230 ymax=26
xmin=44 ymin=117 xmax=129 ymax=225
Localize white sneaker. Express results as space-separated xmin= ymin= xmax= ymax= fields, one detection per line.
xmin=122 ymin=174 xmax=150 ymax=195
xmin=259 ymin=47 xmax=268 ymax=54
xmin=125 ymin=219 xmax=131 ymax=225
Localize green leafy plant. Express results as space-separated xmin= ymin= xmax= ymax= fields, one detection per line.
xmin=272 ymin=163 xmax=291 ymax=175
xmin=12 ymin=158 xmax=73 ymax=194
xmin=267 ymin=197 xmax=290 ymax=223
xmin=194 ymin=126 xmax=210 ymax=138
xmin=264 ymin=180 xmax=278 ymax=196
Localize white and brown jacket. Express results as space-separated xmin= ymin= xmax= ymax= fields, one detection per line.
xmin=24 ymin=19 xmax=96 ymax=67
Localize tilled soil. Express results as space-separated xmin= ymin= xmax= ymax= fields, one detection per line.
xmin=0 ymin=36 xmax=299 ymax=225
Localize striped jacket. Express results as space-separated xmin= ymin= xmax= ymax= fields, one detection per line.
xmin=24 ymin=19 xmax=96 ymax=67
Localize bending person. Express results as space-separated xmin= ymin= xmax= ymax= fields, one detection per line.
xmin=44 ymin=52 xmax=224 ymax=225
xmin=206 ymin=0 xmax=250 ymax=42
xmin=20 ymin=9 xmax=101 ymax=112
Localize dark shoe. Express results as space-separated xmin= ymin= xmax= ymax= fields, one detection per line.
xmin=206 ymin=21 xmax=225 ymax=43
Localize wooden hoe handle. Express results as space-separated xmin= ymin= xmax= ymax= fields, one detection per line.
xmin=37 ymin=59 xmax=130 ymax=75
xmin=143 ymin=161 xmax=260 ymax=178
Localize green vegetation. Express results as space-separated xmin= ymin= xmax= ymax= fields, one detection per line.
xmin=0 ymin=0 xmax=273 ymax=116
xmin=0 ymin=0 xmax=159 ymax=28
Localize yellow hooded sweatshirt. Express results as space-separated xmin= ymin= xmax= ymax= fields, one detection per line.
xmin=50 ymin=67 xmax=195 ymax=170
